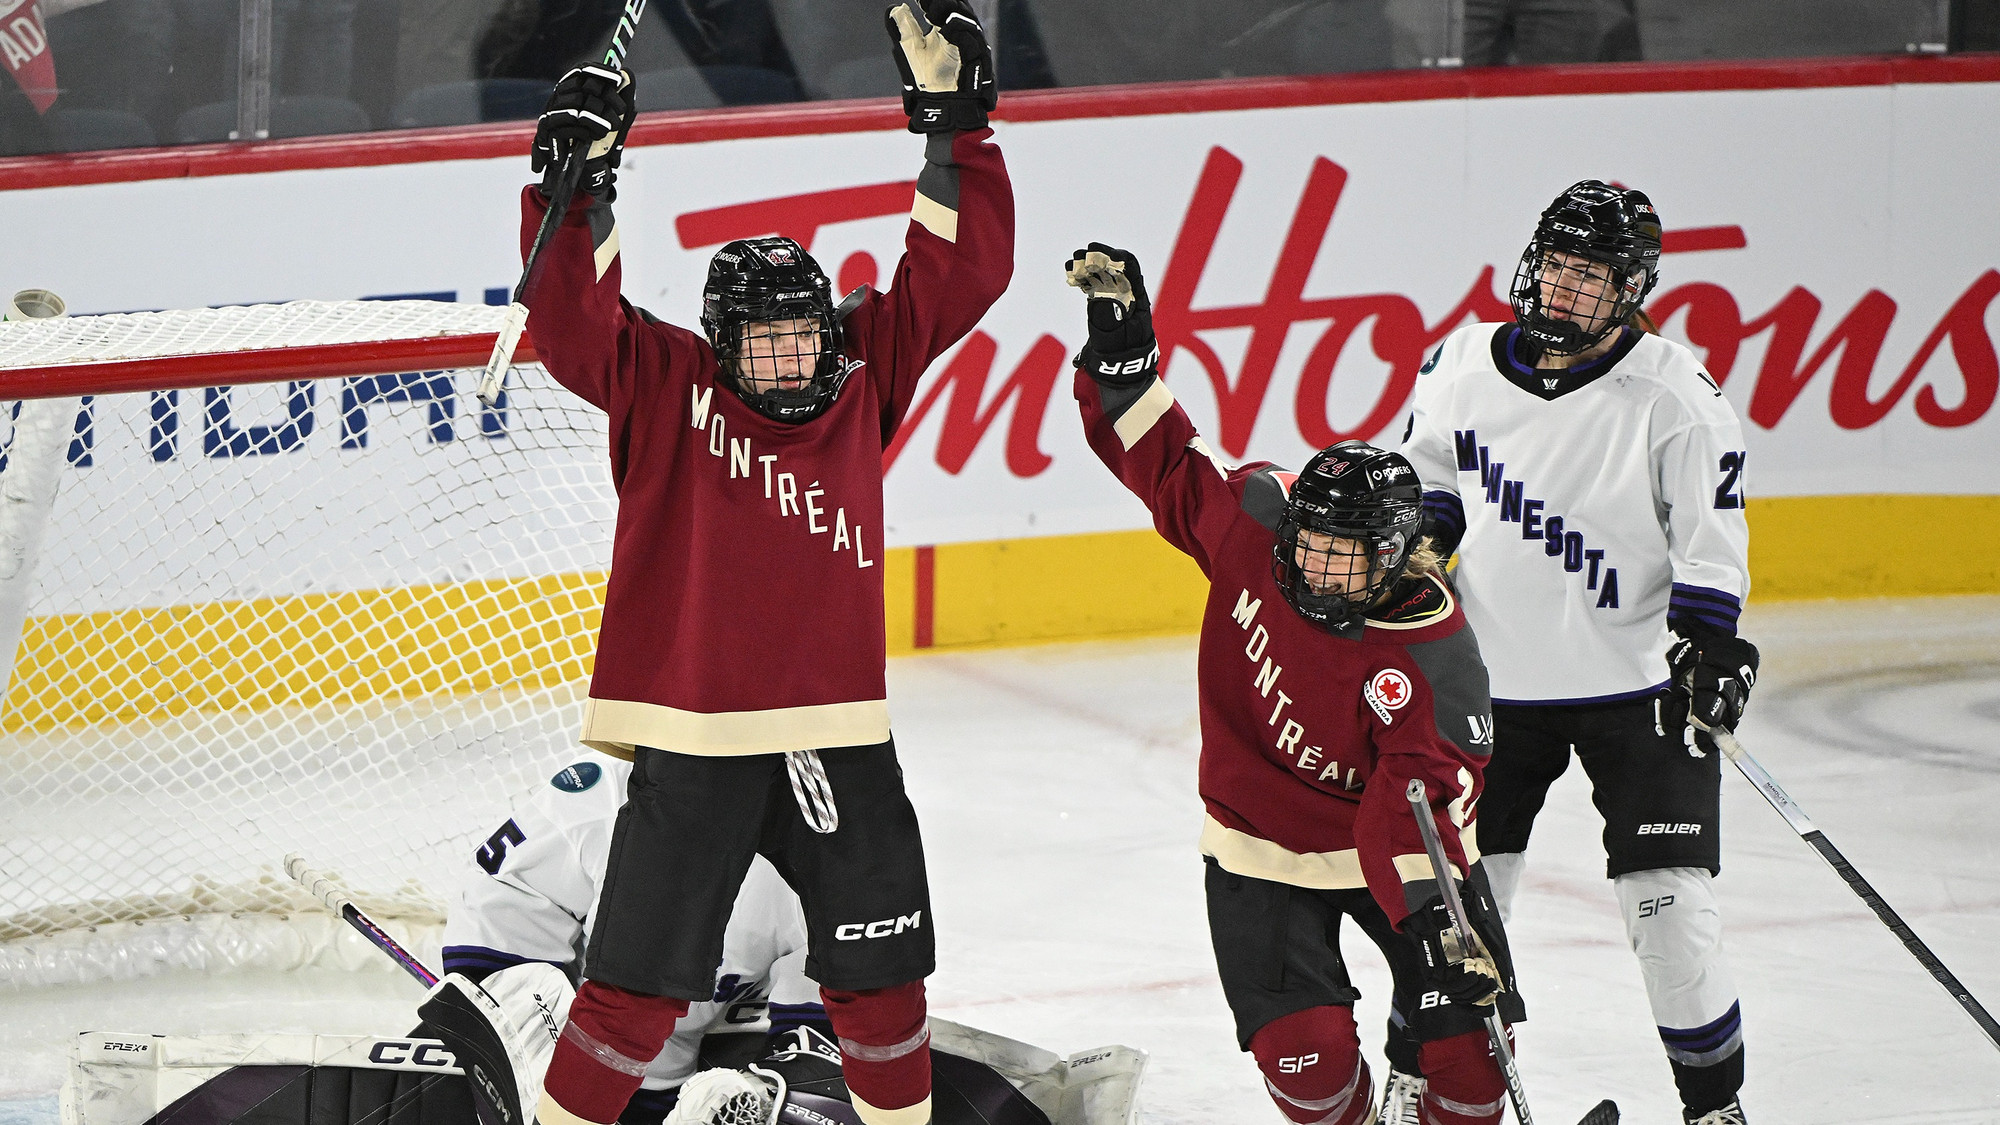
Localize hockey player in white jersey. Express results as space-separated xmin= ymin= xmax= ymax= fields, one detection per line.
xmin=441 ymin=752 xmax=824 ymax=1124
xmin=1401 ymin=181 xmax=1758 ymax=1125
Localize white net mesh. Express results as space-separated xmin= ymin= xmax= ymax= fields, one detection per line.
xmin=0 ymin=310 xmax=613 ymax=987
xmin=0 ymin=300 xmax=510 ymax=368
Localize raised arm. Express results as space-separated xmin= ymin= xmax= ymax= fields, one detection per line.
xmin=519 ymin=67 xmax=698 ymax=418
xmin=1069 ymin=244 xmax=1244 ymax=572
xmin=861 ymin=1 xmax=1016 ymax=433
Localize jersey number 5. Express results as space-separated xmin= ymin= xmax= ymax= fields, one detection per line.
xmin=1713 ymin=451 xmax=1748 ymax=510
xmin=475 ymin=819 xmax=526 ymax=874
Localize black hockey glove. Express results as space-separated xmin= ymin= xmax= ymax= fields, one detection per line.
xmin=1667 ymin=632 xmax=1759 ymax=733
xmin=1404 ymin=894 xmax=1504 ymax=1009
xmin=1065 ymin=243 xmax=1160 ymax=386
xmin=533 ymin=66 xmax=636 ymax=201
xmin=885 ymin=0 xmax=996 ymax=134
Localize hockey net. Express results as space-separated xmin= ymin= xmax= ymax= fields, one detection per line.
xmin=0 ymin=300 xmax=615 ymax=988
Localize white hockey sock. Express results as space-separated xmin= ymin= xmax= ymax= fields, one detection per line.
xmin=1614 ymin=867 xmax=1743 ymax=1066
xmin=1480 ymin=852 xmax=1527 ymax=922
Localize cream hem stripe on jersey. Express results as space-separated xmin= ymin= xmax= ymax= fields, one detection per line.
xmin=579 ymin=696 xmax=892 ymax=759
xmin=1201 ymin=814 xmax=1480 ymax=890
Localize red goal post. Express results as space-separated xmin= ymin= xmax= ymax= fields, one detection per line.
xmin=0 ymin=299 xmax=607 ymax=989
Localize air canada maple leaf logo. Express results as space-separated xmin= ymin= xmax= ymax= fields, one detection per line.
xmin=1369 ymin=669 xmax=1412 ymax=710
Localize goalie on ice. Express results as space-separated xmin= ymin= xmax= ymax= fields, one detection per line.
xmin=61 ymin=752 xmax=1144 ymax=1125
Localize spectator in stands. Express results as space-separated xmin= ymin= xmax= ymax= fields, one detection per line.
xmin=1457 ymin=0 xmax=1642 ymax=65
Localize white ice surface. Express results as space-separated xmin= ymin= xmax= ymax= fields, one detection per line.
xmin=5 ymin=596 xmax=2000 ymax=1124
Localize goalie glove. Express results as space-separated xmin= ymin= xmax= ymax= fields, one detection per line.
xmin=885 ymin=0 xmax=996 ymax=134
xmin=533 ymin=66 xmax=637 ymax=201
xmin=417 ymin=966 xmax=574 ymax=1125
xmin=661 ymin=1068 xmax=780 ymax=1125
xmin=1404 ymin=894 xmax=1504 ymax=1009
xmin=1064 ymin=243 xmax=1160 ymax=386
xmin=1667 ymin=632 xmax=1759 ymax=734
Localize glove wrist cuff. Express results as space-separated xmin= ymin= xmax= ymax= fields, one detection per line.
xmin=906 ymin=94 xmax=989 ymax=134
xmin=1078 ymin=340 xmax=1160 ymax=386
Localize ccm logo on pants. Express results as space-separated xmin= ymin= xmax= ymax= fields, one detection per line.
xmin=836 ymin=912 xmax=924 ymax=940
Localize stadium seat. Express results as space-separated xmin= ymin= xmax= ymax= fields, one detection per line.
xmin=818 ymin=55 xmax=901 ymax=100
xmin=43 ymin=109 xmax=157 ymax=152
xmin=390 ymin=79 xmax=555 ymax=128
xmin=633 ymin=66 xmax=804 ymax=112
xmin=173 ymin=96 xmax=372 ymax=143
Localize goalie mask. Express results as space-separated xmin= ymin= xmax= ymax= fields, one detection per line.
xmin=702 ymin=237 xmax=847 ymax=424
xmin=1272 ymin=441 xmax=1424 ymax=629
xmin=1511 ymin=179 xmax=1662 ymax=355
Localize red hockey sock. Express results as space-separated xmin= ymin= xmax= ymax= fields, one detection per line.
xmin=1417 ymin=1028 xmax=1510 ymax=1125
xmin=540 ymin=980 xmax=689 ymax=1125
xmin=821 ymin=980 xmax=931 ymax=1125
xmin=1247 ymin=1006 xmax=1372 ymax=1125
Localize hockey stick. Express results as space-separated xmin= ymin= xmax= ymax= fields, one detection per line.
xmin=288 ymin=855 xmax=565 ymax=1125
xmin=1404 ymin=783 xmax=1622 ymax=1125
xmin=285 ymin=852 xmax=440 ymax=987
xmin=1702 ymin=723 xmax=2000 ymax=1055
xmin=1405 ymin=780 xmax=1538 ymax=1125
xmin=477 ymin=0 xmax=651 ymax=407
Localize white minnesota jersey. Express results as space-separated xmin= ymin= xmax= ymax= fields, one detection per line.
xmin=1401 ymin=323 xmax=1750 ymax=703
xmin=442 ymin=752 xmax=816 ymax=1094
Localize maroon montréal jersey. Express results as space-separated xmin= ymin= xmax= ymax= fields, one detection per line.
xmin=524 ymin=129 xmax=1013 ymax=759
xmin=1076 ymin=368 xmax=1496 ymax=925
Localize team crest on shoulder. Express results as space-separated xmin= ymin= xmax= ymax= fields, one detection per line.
xmin=1364 ymin=668 xmax=1414 ymax=723
xmin=551 ymin=761 xmax=602 ymax=793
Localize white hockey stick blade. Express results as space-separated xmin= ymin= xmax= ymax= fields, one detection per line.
xmin=478 ymin=304 xmax=529 ymax=408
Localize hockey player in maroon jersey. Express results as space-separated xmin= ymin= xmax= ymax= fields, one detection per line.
xmin=417 ymin=8 xmax=1013 ymax=1125
xmin=1065 ymin=245 xmax=1526 ymax=1125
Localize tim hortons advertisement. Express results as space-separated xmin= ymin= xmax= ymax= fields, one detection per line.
xmin=3 ymin=78 xmax=1997 ymax=567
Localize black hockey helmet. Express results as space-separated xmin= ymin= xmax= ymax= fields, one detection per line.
xmin=1271 ymin=440 xmax=1425 ymax=628
xmin=1511 ymin=179 xmax=1663 ymax=355
xmin=701 ymin=237 xmax=847 ymax=423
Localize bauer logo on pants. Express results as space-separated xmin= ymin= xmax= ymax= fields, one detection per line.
xmin=1364 ymin=668 xmax=1413 ymax=723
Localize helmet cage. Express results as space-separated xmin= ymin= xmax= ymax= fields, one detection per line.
xmin=1511 ymin=180 xmax=1662 ymax=356
xmin=701 ymin=239 xmax=847 ymax=424
xmin=1270 ymin=443 xmax=1425 ymax=628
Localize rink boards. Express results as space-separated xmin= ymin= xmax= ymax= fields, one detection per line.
xmin=0 ymin=57 xmax=1995 ymax=685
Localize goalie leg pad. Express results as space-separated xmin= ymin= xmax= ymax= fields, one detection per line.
xmin=822 ymin=980 xmax=931 ymax=1125
xmin=544 ymin=981 xmax=690 ymax=1125
xmin=1246 ymin=1005 xmax=1372 ymax=1125
xmin=1416 ymin=1029 xmax=1506 ymax=1125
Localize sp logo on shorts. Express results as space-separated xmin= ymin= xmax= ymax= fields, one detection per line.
xmin=835 ymin=911 xmax=924 ymax=941
xmin=1277 ymin=1054 xmax=1320 ymax=1073
xmin=1364 ymin=668 xmax=1414 ymax=724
